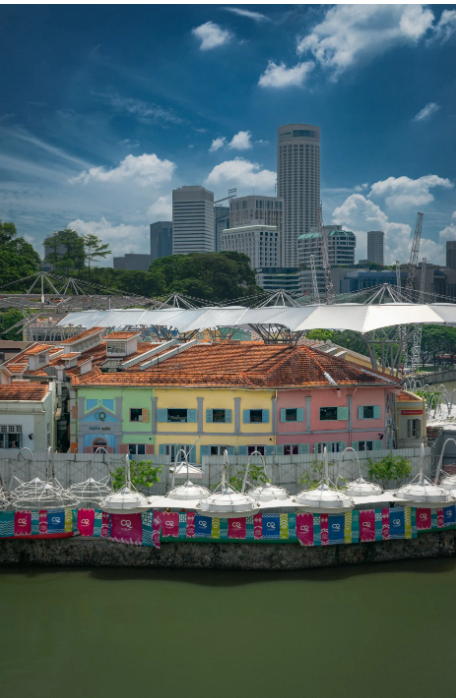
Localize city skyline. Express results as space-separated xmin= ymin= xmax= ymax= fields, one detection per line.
xmin=0 ymin=4 xmax=455 ymax=266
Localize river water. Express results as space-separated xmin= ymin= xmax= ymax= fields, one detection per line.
xmin=1 ymin=559 xmax=455 ymax=698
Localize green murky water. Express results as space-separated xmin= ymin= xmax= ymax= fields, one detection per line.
xmin=1 ymin=560 xmax=455 ymax=698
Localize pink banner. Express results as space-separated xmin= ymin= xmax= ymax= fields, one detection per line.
xmin=161 ymin=512 xmax=179 ymax=538
xmin=254 ymin=513 xmax=262 ymax=540
xmin=359 ymin=510 xmax=376 ymax=542
xmin=296 ymin=513 xmax=314 ymax=546
xmin=382 ymin=509 xmax=390 ymax=540
xmin=416 ymin=508 xmax=432 ymax=530
xmin=39 ymin=510 xmax=47 ymax=535
xmin=437 ymin=508 xmax=445 ymax=528
xmin=110 ymin=513 xmax=142 ymax=545
xmin=101 ymin=511 xmax=110 ymax=537
xmin=228 ymin=518 xmax=246 ymax=539
xmin=320 ymin=514 xmax=329 ymax=546
xmin=186 ymin=511 xmax=195 ymax=538
xmin=14 ymin=511 xmax=31 ymax=536
xmin=152 ymin=510 xmax=162 ymax=549
xmin=77 ymin=509 xmax=95 ymax=537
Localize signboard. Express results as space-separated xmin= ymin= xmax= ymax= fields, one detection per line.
xmin=401 ymin=410 xmax=423 ymax=415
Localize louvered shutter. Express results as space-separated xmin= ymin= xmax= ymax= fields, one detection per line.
xmin=225 ymin=409 xmax=232 ymax=423
xmin=265 ymin=445 xmax=274 ymax=455
xmin=275 ymin=445 xmax=284 ymax=455
xmin=280 ymin=409 xmax=287 ymax=422
xmin=337 ymin=406 xmax=348 ymax=420
xmin=262 ymin=409 xmax=270 ymax=423
xmin=141 ymin=409 xmax=149 ymax=423
xmin=228 ymin=446 xmax=235 ymax=455
xmin=358 ymin=406 xmax=364 ymax=419
xmin=158 ymin=444 xmax=166 ymax=455
xmin=297 ymin=408 xmax=304 ymax=422
xmin=200 ymin=445 xmax=210 ymax=457
xmin=373 ymin=440 xmax=383 ymax=450
xmin=299 ymin=443 xmax=310 ymax=454
xmin=187 ymin=409 xmax=197 ymax=423
xmin=243 ymin=410 xmax=250 ymax=423
xmin=206 ymin=409 xmax=213 ymax=423
xmin=238 ymin=445 xmax=248 ymax=456
xmin=351 ymin=441 xmax=359 ymax=451
xmin=157 ymin=409 xmax=168 ymax=422
xmin=373 ymin=406 xmax=381 ymax=419
xmin=339 ymin=441 xmax=347 ymax=451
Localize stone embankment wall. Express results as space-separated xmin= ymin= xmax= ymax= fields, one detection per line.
xmin=1 ymin=532 xmax=455 ymax=570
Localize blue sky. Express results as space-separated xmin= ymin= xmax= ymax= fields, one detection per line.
xmin=1 ymin=3 xmax=456 ymax=265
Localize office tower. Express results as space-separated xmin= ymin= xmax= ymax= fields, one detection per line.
xmin=150 ymin=221 xmax=173 ymax=262
xmin=277 ymin=124 xmax=321 ymax=267
xmin=229 ymin=195 xmax=283 ymax=232
xmin=172 ymin=185 xmax=215 ymax=254
xmin=298 ymin=228 xmax=356 ymax=268
xmin=367 ymin=230 xmax=385 ymax=265
xmin=447 ymin=241 xmax=456 ymax=270
xmin=214 ymin=205 xmax=229 ymax=252
xmin=219 ymin=224 xmax=280 ymax=270
xmin=113 ymin=253 xmax=152 ymax=271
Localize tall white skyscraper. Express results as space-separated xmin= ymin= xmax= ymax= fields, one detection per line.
xmin=367 ymin=230 xmax=384 ymax=265
xmin=172 ymin=185 xmax=215 ymax=255
xmin=277 ymin=124 xmax=321 ymax=267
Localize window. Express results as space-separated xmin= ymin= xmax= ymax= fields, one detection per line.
xmin=39 ymin=354 xmax=46 ymax=364
xmin=159 ymin=444 xmax=192 ymax=462
xmin=210 ymin=445 xmax=228 ymax=456
xmin=157 ymin=408 xmax=197 ymax=423
xmin=284 ymin=444 xmax=299 ymax=455
xmin=0 ymin=425 xmax=22 ymax=449
xmin=248 ymin=445 xmax=265 ymax=455
xmin=320 ymin=406 xmax=349 ymax=421
xmin=106 ymin=342 xmax=126 ymax=355
xmin=314 ymin=441 xmax=346 ymax=454
xmin=358 ymin=405 xmax=381 ymax=419
xmin=280 ymin=408 xmax=304 ymax=422
xmin=407 ymin=419 xmax=421 ymax=438
xmin=130 ymin=408 xmax=146 ymax=422
xmin=128 ymin=444 xmax=146 ymax=456
xmin=358 ymin=441 xmax=373 ymax=452
xmin=249 ymin=409 xmax=263 ymax=423
xmin=206 ymin=408 xmax=231 ymax=424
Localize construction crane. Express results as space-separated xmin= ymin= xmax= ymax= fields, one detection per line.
xmin=411 ymin=257 xmax=427 ymax=371
xmin=214 ymin=188 xmax=237 ymax=205
xmin=310 ymin=255 xmax=320 ymax=304
xmin=317 ymin=203 xmax=336 ymax=305
xmin=404 ymin=212 xmax=424 ymax=301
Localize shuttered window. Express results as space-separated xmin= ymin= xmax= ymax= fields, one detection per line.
xmin=156 ymin=409 xmax=197 ymax=423
xmin=358 ymin=406 xmax=381 ymax=419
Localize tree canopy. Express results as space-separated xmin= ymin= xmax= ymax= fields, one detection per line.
xmin=0 ymin=220 xmax=40 ymax=289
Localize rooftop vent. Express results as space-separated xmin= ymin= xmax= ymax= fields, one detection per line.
xmin=104 ymin=332 xmax=140 ymax=358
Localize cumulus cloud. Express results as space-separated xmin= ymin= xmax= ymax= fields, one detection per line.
xmin=331 ymin=193 xmax=445 ymax=265
xmin=413 ymin=102 xmax=440 ymax=121
xmin=192 ymin=21 xmax=232 ymax=50
xmin=224 ymin=7 xmax=270 ymax=23
xmin=70 ymin=153 xmax=175 ymax=187
xmin=228 ymin=130 xmax=252 ymax=150
xmin=368 ymin=175 xmax=453 ymax=208
xmin=258 ymin=60 xmax=314 ymax=88
xmin=429 ymin=9 xmax=456 ymax=44
xmin=297 ymin=5 xmax=434 ymax=78
xmin=147 ymin=195 xmax=172 ymax=220
xmin=205 ymin=158 xmax=276 ymax=192
xmin=209 ymin=137 xmax=226 ymax=152
xmin=67 ymin=218 xmax=149 ymax=258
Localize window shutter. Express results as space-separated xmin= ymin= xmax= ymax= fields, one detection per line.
xmin=145 ymin=445 xmax=154 ymax=454
xmin=238 ymin=445 xmax=248 ymax=456
xmin=189 ymin=445 xmax=196 ymax=462
xmin=297 ymin=408 xmax=304 ymax=422
xmin=265 ymin=445 xmax=274 ymax=455
xmin=243 ymin=410 xmax=250 ymax=424
xmin=119 ymin=444 xmax=128 ymax=454
xmin=157 ymin=409 xmax=168 ymax=422
xmin=187 ymin=409 xmax=197 ymax=423
xmin=299 ymin=443 xmax=310 ymax=454
xmin=339 ymin=441 xmax=347 ymax=451
xmin=142 ymin=409 xmax=149 ymax=423
xmin=276 ymin=445 xmax=284 ymax=455
xmin=351 ymin=441 xmax=359 ymax=451
xmin=262 ymin=409 xmax=270 ymax=423
xmin=337 ymin=406 xmax=348 ymax=420
xmin=280 ymin=409 xmax=286 ymax=422
xmin=373 ymin=440 xmax=383 ymax=450
xmin=200 ymin=445 xmax=210 ymax=457
xmin=358 ymin=406 xmax=364 ymax=420
xmin=228 ymin=446 xmax=235 ymax=456
xmin=373 ymin=405 xmax=381 ymax=419
xmin=225 ymin=409 xmax=232 ymax=423
xmin=314 ymin=443 xmax=320 ymax=454
xmin=158 ymin=444 xmax=166 ymax=455
xmin=206 ymin=409 xmax=213 ymax=423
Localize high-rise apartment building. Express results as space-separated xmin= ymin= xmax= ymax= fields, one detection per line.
xmin=219 ymin=225 xmax=280 ymax=270
xmin=172 ymin=185 xmax=215 ymax=255
xmin=447 ymin=241 xmax=456 ymax=270
xmin=367 ymin=230 xmax=384 ymax=265
xmin=277 ymin=124 xmax=320 ymax=267
xmin=150 ymin=221 xmax=173 ymax=262
xmin=214 ymin=205 xmax=229 ymax=252
xmin=229 ymin=195 xmax=283 ymax=231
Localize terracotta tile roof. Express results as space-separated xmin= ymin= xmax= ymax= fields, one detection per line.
xmin=398 ymin=390 xmax=423 ymax=402
xmin=104 ymin=331 xmax=139 ymax=339
xmin=59 ymin=327 xmax=104 ymax=344
xmin=60 ymin=352 xmax=80 ymax=359
xmin=72 ymin=341 xmax=400 ymax=389
xmin=0 ymin=384 xmax=48 ymax=401
xmin=7 ymin=363 xmax=28 ymax=374
xmin=23 ymin=344 xmax=50 ymax=355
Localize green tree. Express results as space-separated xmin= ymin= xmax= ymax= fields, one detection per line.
xmin=44 ymin=229 xmax=85 ymax=275
xmin=83 ymin=234 xmax=111 ymax=276
xmin=0 ymin=220 xmax=17 ymax=246
xmin=111 ymin=460 xmax=163 ymax=490
xmin=0 ymin=309 xmax=24 ymax=340
xmin=0 ymin=220 xmax=40 ymax=290
xmin=367 ymin=453 xmax=412 ymax=489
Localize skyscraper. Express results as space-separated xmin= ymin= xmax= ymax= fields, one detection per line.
xmin=367 ymin=230 xmax=384 ymax=265
xmin=277 ymin=124 xmax=320 ymax=267
xmin=214 ymin=205 xmax=229 ymax=252
xmin=447 ymin=241 xmax=456 ymax=270
xmin=172 ymin=185 xmax=215 ymax=255
xmin=150 ymin=221 xmax=173 ymax=262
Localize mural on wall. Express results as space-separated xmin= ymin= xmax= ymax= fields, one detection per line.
xmin=81 ymin=399 xmax=120 ymax=453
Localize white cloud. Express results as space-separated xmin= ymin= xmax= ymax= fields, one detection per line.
xmin=413 ymin=102 xmax=440 ymax=122
xmin=453 ymin=211 xmax=456 ymax=220
xmin=209 ymin=137 xmax=226 ymax=152
xmin=297 ymin=5 xmax=434 ymax=77
xmin=438 ymin=224 xmax=456 ymax=243
xmin=205 ymin=157 xmax=276 ymax=192
xmin=67 ymin=217 xmax=149 ymax=258
xmin=331 ymin=193 xmax=445 ymax=265
xmin=369 ymin=175 xmax=453 ymax=208
xmin=70 ymin=153 xmax=176 ymax=187
xmin=258 ymin=60 xmax=314 ymax=88
xmin=192 ymin=22 xmax=232 ymax=50
xmin=147 ymin=195 xmax=172 ymax=220
xmin=94 ymin=93 xmax=182 ymax=125
xmin=229 ymin=130 xmax=252 ymax=150
xmin=224 ymin=7 xmax=270 ymax=23
xmin=430 ymin=9 xmax=456 ymax=44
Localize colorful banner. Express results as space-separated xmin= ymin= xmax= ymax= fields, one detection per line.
xmin=228 ymin=518 xmax=246 ymax=539
xmin=161 ymin=512 xmax=179 ymax=538
xmin=328 ymin=514 xmax=345 ymax=545
xmin=359 ymin=510 xmax=376 ymax=542
xmin=296 ymin=513 xmax=314 ymax=546
xmin=110 ymin=513 xmax=143 ymax=545
xmin=14 ymin=511 xmax=31 ymax=536
xmin=77 ymin=509 xmax=95 ymax=537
